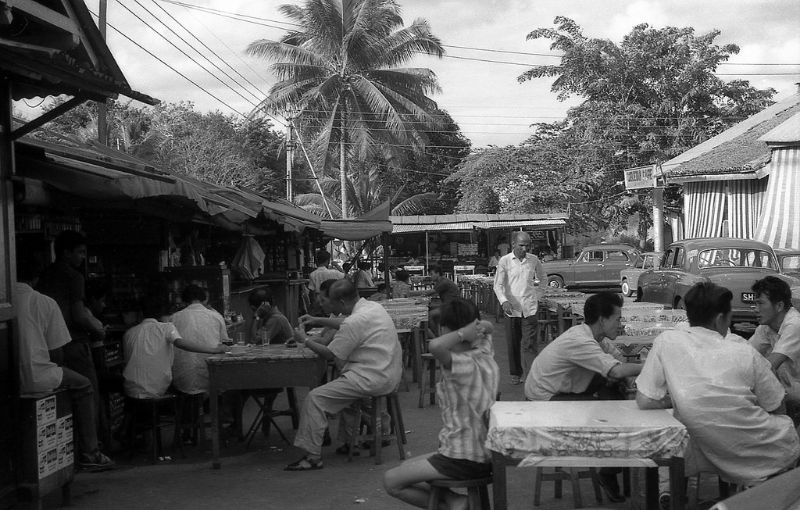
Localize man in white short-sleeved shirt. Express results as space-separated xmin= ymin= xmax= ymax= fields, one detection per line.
xmin=748 ymin=276 xmax=800 ymax=419
xmin=171 ymin=284 xmax=231 ymax=395
xmin=286 ymin=279 xmax=402 ymax=471
xmin=123 ymin=307 xmax=227 ymax=399
xmin=637 ymin=282 xmax=800 ymax=485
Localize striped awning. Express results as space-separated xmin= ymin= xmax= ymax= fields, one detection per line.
xmin=755 ymin=147 xmax=800 ymax=248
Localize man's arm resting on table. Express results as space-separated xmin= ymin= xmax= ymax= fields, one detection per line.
xmin=636 ymin=391 xmax=672 ymax=410
xmin=175 ymin=338 xmax=227 ymax=354
xmin=299 ymin=314 xmax=346 ymax=330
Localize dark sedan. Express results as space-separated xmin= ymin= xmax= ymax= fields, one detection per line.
xmin=637 ymin=238 xmax=800 ymax=331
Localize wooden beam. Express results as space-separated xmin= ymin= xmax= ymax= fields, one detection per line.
xmin=10 ymin=96 xmax=85 ymax=140
xmin=4 ymin=0 xmax=79 ymax=36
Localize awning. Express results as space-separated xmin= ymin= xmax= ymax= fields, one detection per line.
xmin=755 ymin=147 xmax=800 ymax=248
xmin=389 ymin=214 xmax=568 ymax=233
xmin=320 ymin=219 xmax=393 ymax=240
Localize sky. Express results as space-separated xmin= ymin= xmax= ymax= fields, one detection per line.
xmin=18 ymin=0 xmax=800 ymax=148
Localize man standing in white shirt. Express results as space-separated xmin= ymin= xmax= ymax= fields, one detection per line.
xmin=307 ymin=250 xmax=344 ymax=315
xmin=749 ymin=276 xmax=800 ymax=423
xmin=493 ymin=232 xmax=547 ymax=384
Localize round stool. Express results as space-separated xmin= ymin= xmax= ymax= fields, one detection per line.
xmin=427 ymin=477 xmax=492 ymax=510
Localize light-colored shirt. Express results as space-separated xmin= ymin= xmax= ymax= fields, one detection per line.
xmin=16 ymin=283 xmax=70 ymax=394
xmin=328 ymin=298 xmax=402 ymax=394
xmin=493 ymin=252 xmax=547 ymax=318
xmin=171 ymin=303 xmax=230 ymax=394
xmin=123 ymin=319 xmax=182 ymax=398
xmin=637 ymin=326 xmax=800 ymax=483
xmin=524 ymin=323 xmax=621 ymax=400
xmin=437 ymin=335 xmax=498 ymax=463
xmin=308 ymin=266 xmax=344 ymax=292
xmin=749 ymin=307 xmax=800 ymax=402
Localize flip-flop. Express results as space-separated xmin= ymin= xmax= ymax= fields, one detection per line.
xmin=284 ymin=456 xmax=323 ymax=471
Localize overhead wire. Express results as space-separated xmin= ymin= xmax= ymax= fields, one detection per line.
xmin=89 ymin=9 xmax=246 ymax=117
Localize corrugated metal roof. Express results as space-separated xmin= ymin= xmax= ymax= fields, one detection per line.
xmin=389 ymin=213 xmax=568 ymax=225
xmin=760 ymin=112 xmax=800 ymax=144
xmin=392 ymin=218 xmax=566 ymax=233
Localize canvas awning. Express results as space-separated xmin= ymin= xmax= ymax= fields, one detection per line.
xmin=389 ymin=214 xmax=568 ymax=233
xmin=755 ymin=147 xmax=800 ymax=248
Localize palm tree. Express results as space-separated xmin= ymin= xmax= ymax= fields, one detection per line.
xmin=247 ymin=0 xmax=445 ymax=217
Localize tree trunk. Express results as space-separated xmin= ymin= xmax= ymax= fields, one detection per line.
xmin=339 ymin=103 xmax=348 ymax=219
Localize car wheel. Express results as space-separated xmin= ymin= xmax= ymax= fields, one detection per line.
xmin=548 ymin=275 xmax=564 ymax=289
xmin=621 ymin=279 xmax=632 ymax=297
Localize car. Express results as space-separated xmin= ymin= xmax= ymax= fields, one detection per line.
xmin=620 ymin=252 xmax=659 ymax=297
xmin=636 ymin=238 xmax=800 ymax=332
xmin=542 ymin=243 xmax=640 ymax=289
xmin=774 ymin=248 xmax=800 ymax=279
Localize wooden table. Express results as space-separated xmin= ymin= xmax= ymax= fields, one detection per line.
xmin=206 ymin=345 xmax=327 ymax=469
xmin=486 ymin=400 xmax=688 ymax=510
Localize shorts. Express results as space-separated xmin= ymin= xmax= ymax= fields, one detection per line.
xmin=427 ymin=453 xmax=492 ymax=480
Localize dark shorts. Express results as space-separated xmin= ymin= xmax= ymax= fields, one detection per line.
xmin=427 ymin=453 xmax=492 ymax=480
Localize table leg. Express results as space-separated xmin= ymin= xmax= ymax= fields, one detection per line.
xmin=669 ymin=457 xmax=686 ymax=510
xmin=645 ymin=467 xmax=658 ymax=509
xmin=492 ymin=451 xmax=507 ymax=510
xmin=412 ymin=327 xmax=423 ymax=384
xmin=210 ymin=383 xmax=220 ymax=469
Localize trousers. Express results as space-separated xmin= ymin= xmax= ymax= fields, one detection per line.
xmin=505 ymin=315 xmax=538 ymax=377
xmin=60 ymin=367 xmax=99 ymax=454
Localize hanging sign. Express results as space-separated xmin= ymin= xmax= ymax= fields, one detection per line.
xmin=624 ymin=166 xmax=656 ymax=190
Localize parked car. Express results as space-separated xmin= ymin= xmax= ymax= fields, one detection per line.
xmin=542 ymin=244 xmax=640 ymax=289
xmin=620 ymin=252 xmax=659 ymax=297
xmin=775 ymin=248 xmax=800 ymax=278
xmin=637 ymin=238 xmax=800 ymax=331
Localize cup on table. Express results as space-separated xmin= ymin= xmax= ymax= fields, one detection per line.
xmin=235 ymin=332 xmax=246 ymax=345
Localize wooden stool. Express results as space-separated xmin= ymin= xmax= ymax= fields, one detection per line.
xmin=427 ymin=477 xmax=492 ymax=510
xmin=124 ymin=394 xmax=181 ymax=463
xmin=533 ymin=467 xmax=603 ymax=508
xmin=418 ymin=353 xmax=437 ymax=408
xmin=347 ymin=392 xmax=406 ymax=464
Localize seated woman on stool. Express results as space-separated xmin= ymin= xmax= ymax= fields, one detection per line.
xmin=383 ymin=298 xmax=498 ymax=510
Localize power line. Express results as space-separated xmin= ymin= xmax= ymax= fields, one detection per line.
xmin=89 ymin=9 xmax=246 ymax=117
xmin=115 ymin=0 xmax=259 ymax=107
xmin=148 ymin=0 xmax=268 ymax=101
xmin=155 ymin=0 xmax=294 ymax=31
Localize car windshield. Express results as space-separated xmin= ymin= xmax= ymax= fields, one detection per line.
xmin=697 ymin=248 xmax=778 ymax=270
xmin=782 ymin=255 xmax=800 ymax=271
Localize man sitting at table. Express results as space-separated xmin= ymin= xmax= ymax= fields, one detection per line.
xmin=524 ymin=291 xmax=642 ymax=502
xmin=409 ymin=265 xmax=459 ymax=334
xmin=748 ymin=276 xmax=800 ymax=424
xmin=248 ymin=288 xmax=293 ymax=344
xmin=636 ymin=282 xmax=800 ymax=496
xmin=123 ymin=303 xmax=227 ymax=399
xmin=286 ymin=279 xmax=402 ymax=471
xmin=308 ymin=250 xmax=344 ymax=315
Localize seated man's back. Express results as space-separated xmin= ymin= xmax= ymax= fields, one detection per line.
xmin=123 ymin=319 xmax=181 ymax=398
xmin=637 ymin=327 xmax=800 ymax=483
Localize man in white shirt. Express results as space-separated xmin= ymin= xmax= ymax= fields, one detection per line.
xmin=749 ymin=276 xmax=800 ymax=423
xmin=286 ymin=280 xmax=402 ymax=471
xmin=16 ymin=261 xmax=113 ymax=471
xmin=171 ymin=284 xmax=231 ymax=395
xmin=637 ymin=282 xmax=799 ymax=494
xmin=493 ymin=231 xmax=547 ymax=384
xmin=307 ymin=250 xmax=344 ymax=315
xmin=123 ymin=303 xmax=227 ymax=399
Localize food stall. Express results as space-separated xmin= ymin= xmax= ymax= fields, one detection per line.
xmin=388 ymin=214 xmax=569 ymax=277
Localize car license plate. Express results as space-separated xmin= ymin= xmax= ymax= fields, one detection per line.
xmin=741 ymin=292 xmax=756 ymax=303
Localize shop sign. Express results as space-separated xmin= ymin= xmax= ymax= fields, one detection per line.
xmin=624 ymin=166 xmax=656 ymax=190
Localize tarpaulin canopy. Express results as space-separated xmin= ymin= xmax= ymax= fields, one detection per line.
xmin=389 ymin=213 xmax=568 ymax=233
xmin=321 ymin=201 xmax=393 ymax=240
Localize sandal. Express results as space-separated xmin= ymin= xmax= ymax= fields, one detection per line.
xmin=335 ymin=444 xmax=359 ymax=456
xmin=284 ymin=456 xmax=323 ymax=471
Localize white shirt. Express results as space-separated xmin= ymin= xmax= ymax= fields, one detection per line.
xmin=524 ymin=323 xmax=621 ymax=400
xmin=308 ymin=266 xmax=344 ymax=292
xmin=637 ymin=327 xmax=800 ymax=483
xmin=493 ymin=252 xmax=547 ymax=317
xmin=16 ymin=283 xmax=70 ymax=394
xmin=123 ymin=319 xmax=182 ymax=399
xmin=328 ymin=299 xmax=402 ymax=394
xmin=171 ymin=303 xmax=230 ymax=394
xmin=749 ymin=307 xmax=800 ymax=402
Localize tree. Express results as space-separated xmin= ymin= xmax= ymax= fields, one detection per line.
xmin=503 ymin=18 xmax=775 ymax=235
xmin=247 ymin=0 xmax=445 ymax=217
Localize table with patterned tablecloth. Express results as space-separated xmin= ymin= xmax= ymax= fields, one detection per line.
xmin=487 ymin=400 xmax=688 ymax=510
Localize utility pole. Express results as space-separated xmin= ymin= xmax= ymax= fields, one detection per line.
xmin=652 ymin=163 xmax=665 ymax=253
xmin=97 ymin=0 xmax=108 ymax=146
xmin=285 ymin=115 xmax=296 ymax=201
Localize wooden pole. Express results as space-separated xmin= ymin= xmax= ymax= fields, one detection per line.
xmin=97 ymin=0 xmax=108 ymax=145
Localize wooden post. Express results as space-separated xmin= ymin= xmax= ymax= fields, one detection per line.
xmin=382 ymin=232 xmax=391 ymax=298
